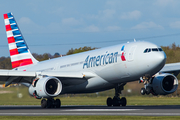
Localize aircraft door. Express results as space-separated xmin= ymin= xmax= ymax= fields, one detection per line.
xmin=128 ymin=46 xmax=136 ymax=62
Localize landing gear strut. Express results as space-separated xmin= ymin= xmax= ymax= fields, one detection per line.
xmin=41 ymin=98 xmax=61 ymax=108
xmin=106 ymin=83 xmax=127 ymax=107
xmin=139 ymin=76 xmax=153 ymax=95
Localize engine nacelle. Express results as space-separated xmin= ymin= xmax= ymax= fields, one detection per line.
xmin=29 ymin=76 xmax=62 ymax=98
xmin=151 ymin=73 xmax=178 ymax=95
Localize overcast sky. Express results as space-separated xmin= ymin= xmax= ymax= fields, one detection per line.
xmin=0 ymin=0 xmax=180 ymax=56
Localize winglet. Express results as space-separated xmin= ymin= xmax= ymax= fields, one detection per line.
xmin=3 ymin=12 xmax=38 ymax=68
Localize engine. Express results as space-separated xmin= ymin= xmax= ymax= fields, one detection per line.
xmin=29 ymin=76 xmax=62 ymax=98
xmin=151 ymin=73 xmax=178 ymax=95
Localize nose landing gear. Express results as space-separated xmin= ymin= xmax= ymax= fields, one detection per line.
xmin=139 ymin=76 xmax=154 ymax=95
xmin=140 ymin=86 xmax=151 ymax=95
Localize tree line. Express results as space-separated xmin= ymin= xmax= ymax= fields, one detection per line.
xmin=161 ymin=43 xmax=180 ymax=64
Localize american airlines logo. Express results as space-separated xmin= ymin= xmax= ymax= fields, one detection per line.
xmin=121 ymin=45 xmax=126 ymax=61
xmin=83 ymin=52 xmax=118 ymax=69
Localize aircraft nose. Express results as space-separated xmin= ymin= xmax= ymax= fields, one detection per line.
xmin=154 ymin=52 xmax=166 ymax=70
xmin=145 ymin=51 xmax=166 ymax=76
xmin=158 ymin=52 xmax=166 ymax=64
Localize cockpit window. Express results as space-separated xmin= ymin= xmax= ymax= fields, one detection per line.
xmin=152 ymin=48 xmax=158 ymax=51
xmin=144 ymin=49 xmax=148 ymax=53
xmin=158 ymin=48 xmax=163 ymax=51
xmin=144 ymin=47 xmax=163 ymax=53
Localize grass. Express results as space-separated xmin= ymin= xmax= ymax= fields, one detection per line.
xmin=0 ymin=116 xmax=180 ymax=120
xmin=0 ymin=86 xmax=180 ymax=106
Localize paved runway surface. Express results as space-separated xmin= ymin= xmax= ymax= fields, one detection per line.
xmin=0 ymin=105 xmax=180 ymax=116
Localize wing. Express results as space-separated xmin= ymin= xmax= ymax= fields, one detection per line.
xmin=0 ymin=70 xmax=97 ymax=87
xmin=160 ymin=62 xmax=180 ymax=76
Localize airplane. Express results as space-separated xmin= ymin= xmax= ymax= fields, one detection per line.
xmin=1 ymin=12 xmax=178 ymax=108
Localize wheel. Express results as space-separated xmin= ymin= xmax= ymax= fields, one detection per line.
xmin=55 ymin=99 xmax=61 ymax=108
xmin=140 ymin=88 xmax=146 ymax=95
xmin=106 ymin=97 xmax=113 ymax=106
xmin=41 ymin=99 xmax=47 ymax=108
xmin=47 ymin=99 xmax=52 ymax=108
xmin=121 ymin=97 xmax=127 ymax=106
xmin=112 ymin=96 xmax=120 ymax=106
xmin=146 ymin=86 xmax=151 ymax=95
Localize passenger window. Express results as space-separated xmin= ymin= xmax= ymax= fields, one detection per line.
xmin=152 ymin=48 xmax=158 ymax=51
xmin=144 ymin=49 xmax=148 ymax=53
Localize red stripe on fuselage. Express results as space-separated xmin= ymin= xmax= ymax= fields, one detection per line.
xmin=11 ymin=58 xmax=33 ymax=68
xmin=10 ymin=48 xmax=19 ymax=56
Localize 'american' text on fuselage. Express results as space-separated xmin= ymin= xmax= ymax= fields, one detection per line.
xmin=83 ymin=52 xmax=118 ymax=69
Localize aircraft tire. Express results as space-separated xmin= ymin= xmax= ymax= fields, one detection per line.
xmin=55 ymin=99 xmax=61 ymax=108
xmin=112 ymin=96 xmax=120 ymax=106
xmin=140 ymin=88 xmax=146 ymax=95
xmin=41 ymin=99 xmax=47 ymax=108
xmin=106 ymin=97 xmax=113 ymax=106
xmin=146 ymin=86 xmax=151 ymax=95
xmin=47 ymin=99 xmax=52 ymax=108
xmin=121 ymin=97 xmax=127 ymax=106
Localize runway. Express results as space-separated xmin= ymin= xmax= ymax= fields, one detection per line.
xmin=0 ymin=105 xmax=179 ymax=116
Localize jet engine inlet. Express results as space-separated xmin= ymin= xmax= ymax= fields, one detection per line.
xmin=151 ymin=73 xmax=178 ymax=95
xmin=46 ymin=78 xmax=60 ymax=95
xmin=162 ymin=75 xmax=174 ymax=91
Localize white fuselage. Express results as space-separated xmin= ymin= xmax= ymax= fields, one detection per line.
xmin=17 ymin=41 xmax=166 ymax=94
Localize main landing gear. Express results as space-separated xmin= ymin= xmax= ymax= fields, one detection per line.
xmin=41 ymin=98 xmax=61 ymax=108
xmin=106 ymin=83 xmax=127 ymax=107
